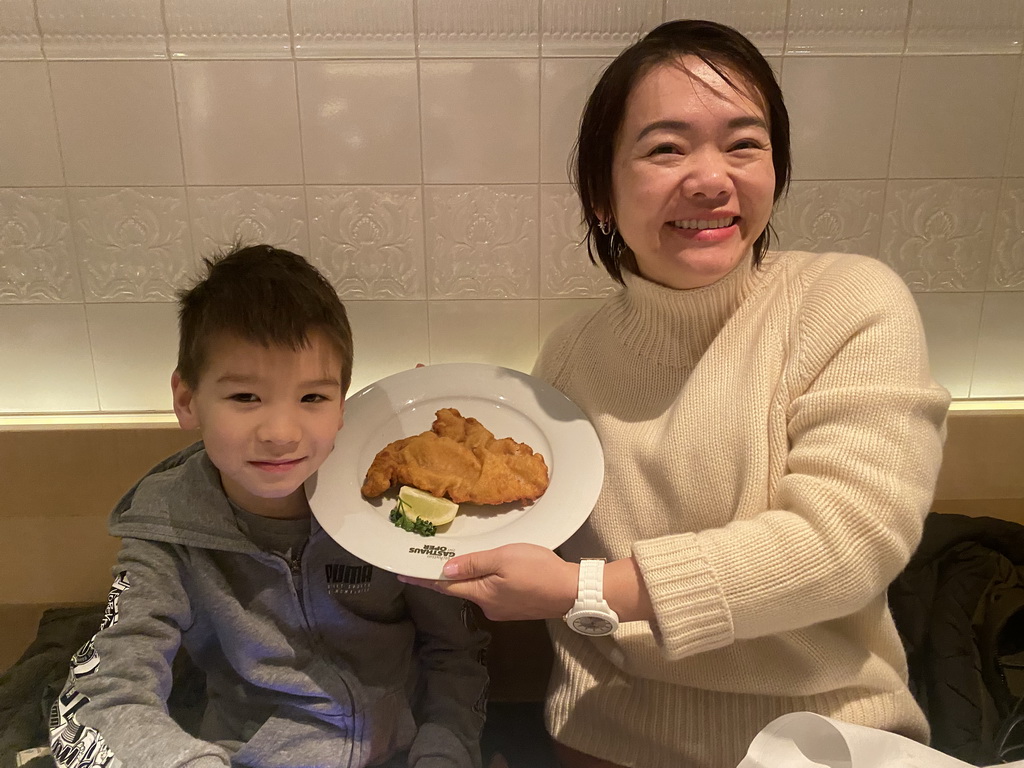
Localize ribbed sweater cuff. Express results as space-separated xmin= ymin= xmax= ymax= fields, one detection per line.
xmin=633 ymin=534 xmax=734 ymax=660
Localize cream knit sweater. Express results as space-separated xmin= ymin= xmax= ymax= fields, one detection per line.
xmin=533 ymin=250 xmax=950 ymax=768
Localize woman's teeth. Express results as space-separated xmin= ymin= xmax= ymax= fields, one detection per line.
xmin=672 ymin=217 xmax=735 ymax=230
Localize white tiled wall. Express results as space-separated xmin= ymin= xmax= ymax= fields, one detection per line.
xmin=1 ymin=0 xmax=1023 ymax=415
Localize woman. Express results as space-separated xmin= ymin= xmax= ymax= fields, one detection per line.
xmin=403 ymin=19 xmax=949 ymax=768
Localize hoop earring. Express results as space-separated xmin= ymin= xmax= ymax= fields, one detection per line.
xmin=598 ymin=219 xmax=611 ymax=236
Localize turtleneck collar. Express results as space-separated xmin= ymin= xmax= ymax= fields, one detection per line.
xmin=605 ymin=251 xmax=776 ymax=369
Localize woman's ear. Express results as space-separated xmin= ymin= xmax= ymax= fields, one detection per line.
xmin=171 ymin=370 xmax=200 ymax=430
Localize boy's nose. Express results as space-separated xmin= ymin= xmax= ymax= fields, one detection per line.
xmin=257 ymin=409 xmax=301 ymax=445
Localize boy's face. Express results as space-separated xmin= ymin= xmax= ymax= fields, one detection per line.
xmin=171 ymin=330 xmax=346 ymax=519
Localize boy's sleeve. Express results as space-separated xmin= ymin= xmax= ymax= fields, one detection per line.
xmin=402 ymin=585 xmax=489 ymax=768
xmin=48 ymin=537 xmax=231 ymax=768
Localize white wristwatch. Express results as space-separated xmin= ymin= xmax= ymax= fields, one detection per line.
xmin=564 ymin=558 xmax=619 ymax=636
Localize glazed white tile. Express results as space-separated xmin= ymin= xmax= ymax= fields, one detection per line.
xmin=890 ymin=55 xmax=1018 ymax=179
xmin=990 ymin=179 xmax=1024 ymax=290
xmin=165 ymin=0 xmax=291 ymax=59
xmin=0 ymin=63 xmax=64 ymax=187
xmin=425 ymin=185 xmax=539 ymax=299
xmin=420 ymin=59 xmax=540 ymax=184
xmin=174 ymin=61 xmax=303 ymax=186
xmin=912 ymin=292 xmax=984 ymax=399
xmin=0 ymin=0 xmax=43 ymax=59
xmin=36 ymin=0 xmax=167 ymax=59
xmin=1005 ymin=62 xmax=1024 ymax=177
xmin=0 ymin=304 xmax=99 ymax=413
xmin=540 ymin=298 xmax=607 ymax=348
xmin=416 ymin=0 xmax=540 ymax=57
xmin=345 ymin=300 xmax=428 ymax=393
xmin=86 ymin=302 xmax=178 ymax=411
xmin=427 ymin=299 xmax=539 ymax=372
xmin=542 ymin=0 xmax=662 ymax=56
xmin=188 ymin=186 xmax=308 ymax=258
xmin=0 ymin=188 xmax=80 ymax=303
xmin=880 ymin=179 xmax=1000 ymax=292
xmin=540 ymin=57 xmax=611 ymax=184
xmin=665 ymin=0 xmax=787 ymax=56
xmin=783 ymin=57 xmax=900 ymax=180
xmin=540 ymin=185 xmax=620 ymax=298
xmin=307 ymin=186 xmax=425 ymax=299
xmin=297 ymin=61 xmax=421 ymax=185
xmin=785 ymin=0 xmax=910 ymax=54
xmin=773 ymin=181 xmax=886 ymax=257
xmin=291 ymin=0 xmax=415 ymax=58
xmin=971 ymin=292 xmax=1024 ymax=397
xmin=907 ymin=0 xmax=1024 ymax=54
xmin=68 ymin=187 xmax=194 ymax=302
xmin=49 ymin=61 xmax=183 ymax=186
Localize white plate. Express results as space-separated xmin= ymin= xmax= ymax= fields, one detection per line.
xmin=306 ymin=363 xmax=604 ymax=579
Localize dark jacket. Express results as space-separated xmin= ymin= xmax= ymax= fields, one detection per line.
xmin=888 ymin=512 xmax=1024 ymax=765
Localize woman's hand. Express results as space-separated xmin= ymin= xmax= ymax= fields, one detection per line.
xmin=398 ymin=543 xmax=579 ymax=622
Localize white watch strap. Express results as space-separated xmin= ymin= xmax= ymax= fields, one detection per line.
xmin=578 ymin=558 xmax=607 ymax=607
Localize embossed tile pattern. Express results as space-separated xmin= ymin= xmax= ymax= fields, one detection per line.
xmin=292 ymin=0 xmax=415 ymax=58
xmin=540 ymin=185 xmax=619 ymax=298
xmin=36 ymin=0 xmax=167 ymax=59
xmin=416 ymin=0 xmax=540 ymax=57
xmin=188 ymin=186 xmax=308 ymax=259
xmin=307 ymin=186 xmax=426 ymax=300
xmin=0 ymin=189 xmax=80 ymax=303
xmin=665 ymin=0 xmax=787 ymax=55
xmin=164 ymin=0 xmax=291 ymax=59
xmin=991 ymin=180 xmax=1024 ymax=290
xmin=907 ymin=0 xmax=1024 ymax=53
xmin=0 ymin=0 xmax=44 ymax=59
xmin=880 ymin=180 xmax=1000 ymax=292
xmin=786 ymin=0 xmax=910 ymax=54
xmin=425 ymin=185 xmax=539 ymax=299
xmin=542 ymin=0 xmax=662 ymax=56
xmin=68 ymin=188 xmax=194 ymax=302
xmin=4 ymin=0 xmax=1024 ymax=414
xmin=773 ymin=181 xmax=886 ymax=258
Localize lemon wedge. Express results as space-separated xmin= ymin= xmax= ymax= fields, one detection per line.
xmin=398 ymin=486 xmax=459 ymax=528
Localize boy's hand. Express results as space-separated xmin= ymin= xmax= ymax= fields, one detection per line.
xmin=399 ymin=543 xmax=578 ymax=622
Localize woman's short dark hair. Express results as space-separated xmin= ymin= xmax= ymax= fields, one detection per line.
xmin=573 ymin=19 xmax=791 ymax=284
xmin=176 ymin=244 xmax=354 ymax=396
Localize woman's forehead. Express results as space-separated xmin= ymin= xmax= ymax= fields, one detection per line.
xmin=625 ymin=56 xmax=767 ymax=123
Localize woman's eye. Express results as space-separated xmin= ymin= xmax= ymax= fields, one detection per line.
xmin=730 ymin=139 xmax=765 ymax=151
xmin=651 ymin=144 xmax=680 ymax=155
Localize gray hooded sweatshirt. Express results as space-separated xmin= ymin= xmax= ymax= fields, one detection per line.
xmin=48 ymin=443 xmax=488 ymax=768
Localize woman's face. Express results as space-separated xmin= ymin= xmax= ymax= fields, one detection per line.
xmin=610 ymin=56 xmax=776 ymax=290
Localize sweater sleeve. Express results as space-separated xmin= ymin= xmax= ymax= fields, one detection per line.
xmin=633 ymin=256 xmax=950 ymax=660
xmin=48 ymin=537 xmax=230 ymax=768
xmin=402 ymin=587 xmax=489 ymax=768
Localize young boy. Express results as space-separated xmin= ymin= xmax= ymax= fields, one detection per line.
xmin=47 ymin=244 xmax=489 ymax=768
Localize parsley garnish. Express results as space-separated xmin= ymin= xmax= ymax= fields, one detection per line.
xmin=388 ymin=498 xmax=437 ymax=537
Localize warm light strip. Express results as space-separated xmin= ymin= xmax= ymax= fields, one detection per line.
xmin=0 ymin=412 xmax=180 ymax=431
xmin=2 ymin=398 xmax=1022 ymax=430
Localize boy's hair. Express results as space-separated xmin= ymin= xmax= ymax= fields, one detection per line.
xmin=176 ymin=244 xmax=354 ymax=396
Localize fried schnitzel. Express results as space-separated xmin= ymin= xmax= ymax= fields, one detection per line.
xmin=361 ymin=408 xmax=549 ymax=505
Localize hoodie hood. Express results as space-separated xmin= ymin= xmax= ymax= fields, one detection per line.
xmin=109 ymin=441 xmax=260 ymax=554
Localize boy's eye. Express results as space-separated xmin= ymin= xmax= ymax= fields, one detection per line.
xmin=301 ymin=393 xmax=329 ymax=403
xmin=229 ymin=393 xmax=258 ymax=403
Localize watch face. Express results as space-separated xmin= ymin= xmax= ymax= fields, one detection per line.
xmin=571 ymin=615 xmax=614 ymax=636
